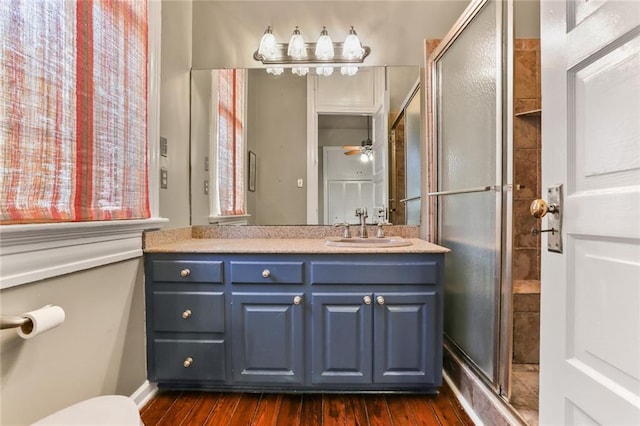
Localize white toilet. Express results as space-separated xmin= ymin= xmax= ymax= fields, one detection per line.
xmin=32 ymin=395 xmax=142 ymax=425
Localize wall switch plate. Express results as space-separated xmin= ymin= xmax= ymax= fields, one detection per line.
xmin=204 ymin=180 xmax=209 ymax=195
xmin=160 ymin=168 xmax=168 ymax=189
xmin=297 ymin=178 xmax=304 ymax=188
xmin=204 ymin=156 xmax=209 ymax=171
xmin=160 ymin=137 xmax=167 ymax=157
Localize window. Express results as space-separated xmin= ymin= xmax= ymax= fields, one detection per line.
xmin=212 ymin=69 xmax=247 ymax=218
xmin=0 ymin=0 xmax=163 ymax=288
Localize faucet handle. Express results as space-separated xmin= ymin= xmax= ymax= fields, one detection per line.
xmin=333 ymin=222 xmax=351 ymax=238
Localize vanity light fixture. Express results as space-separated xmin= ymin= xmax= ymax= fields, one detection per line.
xmin=253 ymin=25 xmax=371 ymax=76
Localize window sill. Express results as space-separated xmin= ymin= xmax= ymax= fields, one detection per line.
xmin=0 ymin=218 xmax=168 ymax=289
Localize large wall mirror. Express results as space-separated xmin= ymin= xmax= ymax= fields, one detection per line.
xmin=190 ymin=66 xmax=422 ymax=226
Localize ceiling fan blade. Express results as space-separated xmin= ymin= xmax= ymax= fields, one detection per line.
xmin=344 ymin=150 xmax=361 ymax=156
xmin=341 ymin=145 xmax=360 ymax=150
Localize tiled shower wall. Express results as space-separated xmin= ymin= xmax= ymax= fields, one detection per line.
xmin=513 ymin=39 xmax=541 ymax=282
xmin=513 ymin=39 xmax=541 ymax=365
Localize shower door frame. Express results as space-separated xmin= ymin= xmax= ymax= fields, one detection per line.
xmin=426 ymin=0 xmax=514 ymax=398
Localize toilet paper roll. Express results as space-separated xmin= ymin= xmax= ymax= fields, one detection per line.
xmin=17 ymin=305 xmax=65 ymax=339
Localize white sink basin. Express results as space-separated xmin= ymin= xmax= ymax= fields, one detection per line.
xmin=324 ymin=236 xmax=412 ymax=248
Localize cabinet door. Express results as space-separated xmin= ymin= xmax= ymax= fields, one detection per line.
xmin=311 ymin=293 xmax=373 ymax=384
xmin=373 ymin=292 xmax=439 ymax=385
xmin=231 ymin=293 xmax=304 ymax=384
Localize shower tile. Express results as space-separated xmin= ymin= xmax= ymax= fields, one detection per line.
xmin=514 ymin=248 xmax=540 ymax=281
xmin=514 ymin=149 xmax=539 ymax=199
xmin=514 ymin=117 xmax=539 ymax=149
xmin=513 ymin=312 xmax=540 ymax=364
xmin=515 ymin=50 xmax=538 ymax=100
xmin=514 ymin=199 xmax=541 ymax=248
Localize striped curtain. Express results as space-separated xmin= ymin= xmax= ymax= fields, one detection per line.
xmin=216 ymin=69 xmax=246 ymax=216
xmin=0 ymin=0 xmax=149 ymax=224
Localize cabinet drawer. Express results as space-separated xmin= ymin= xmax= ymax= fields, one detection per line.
xmin=230 ymin=261 xmax=304 ymax=284
xmin=153 ymin=292 xmax=224 ymax=332
xmin=153 ymin=339 xmax=225 ymax=382
xmin=151 ymin=260 xmax=223 ymax=283
xmin=311 ymin=261 xmax=437 ymax=285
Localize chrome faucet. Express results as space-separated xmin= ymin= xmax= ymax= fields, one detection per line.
xmin=355 ymin=208 xmax=368 ymax=238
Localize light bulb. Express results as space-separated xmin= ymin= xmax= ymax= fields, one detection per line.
xmin=340 ymin=66 xmax=358 ymax=76
xmin=266 ymin=67 xmax=284 ymax=76
xmin=343 ymin=26 xmax=365 ymax=60
xmin=292 ymin=66 xmax=309 ymax=76
xmin=315 ymin=27 xmax=334 ymax=60
xmin=258 ymin=26 xmax=278 ymax=60
xmin=316 ymin=66 xmax=334 ymax=76
xmin=287 ymin=26 xmax=306 ymax=60
xmin=360 ymin=152 xmax=369 ymax=163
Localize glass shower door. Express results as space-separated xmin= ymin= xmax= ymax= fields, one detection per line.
xmin=433 ymin=0 xmax=504 ymax=384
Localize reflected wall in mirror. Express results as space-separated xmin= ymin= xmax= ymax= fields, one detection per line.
xmin=190 ymin=66 xmax=421 ymax=226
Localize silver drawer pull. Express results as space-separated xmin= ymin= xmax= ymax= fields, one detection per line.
xmin=181 ymin=309 xmax=192 ymax=319
xmin=180 ymin=268 xmax=191 ymax=277
xmin=262 ymin=269 xmax=271 ymax=278
xmin=363 ymin=295 xmax=372 ymax=305
xmin=293 ymin=295 xmax=302 ymax=305
xmin=376 ymin=296 xmax=385 ymax=305
xmin=183 ymin=357 xmax=193 ymax=368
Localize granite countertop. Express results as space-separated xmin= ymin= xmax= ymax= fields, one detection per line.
xmin=144 ymin=237 xmax=449 ymax=254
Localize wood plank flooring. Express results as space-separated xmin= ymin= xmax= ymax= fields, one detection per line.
xmin=140 ymin=383 xmax=474 ymax=425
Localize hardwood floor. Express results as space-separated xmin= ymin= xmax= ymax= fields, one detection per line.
xmin=140 ymin=383 xmax=474 ymax=425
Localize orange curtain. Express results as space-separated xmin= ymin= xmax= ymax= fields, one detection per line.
xmin=216 ymin=69 xmax=246 ymax=216
xmin=0 ymin=0 xmax=149 ymax=224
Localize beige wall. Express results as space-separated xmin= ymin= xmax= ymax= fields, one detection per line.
xmin=247 ymin=70 xmax=307 ymax=225
xmin=159 ymin=0 xmax=193 ymax=228
xmin=0 ymin=259 xmax=146 ymax=425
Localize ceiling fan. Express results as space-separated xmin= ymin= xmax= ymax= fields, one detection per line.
xmin=341 ymin=116 xmax=372 ymax=159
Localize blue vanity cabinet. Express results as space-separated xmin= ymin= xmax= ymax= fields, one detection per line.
xmin=231 ymin=292 xmax=305 ymax=384
xmin=311 ymin=292 xmax=374 ymax=384
xmin=145 ymin=251 xmax=444 ymax=392
xmin=145 ymin=255 xmax=227 ymax=384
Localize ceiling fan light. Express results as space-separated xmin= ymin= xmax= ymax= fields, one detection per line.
xmin=360 ymin=152 xmax=369 ymax=163
xmin=287 ymin=26 xmax=306 ymax=60
xmin=315 ymin=27 xmax=334 ymax=60
xmin=343 ymin=26 xmax=365 ymax=60
xmin=258 ymin=26 xmax=278 ymax=60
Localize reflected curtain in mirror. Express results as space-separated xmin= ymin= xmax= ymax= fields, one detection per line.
xmin=215 ymin=69 xmax=247 ymax=216
xmin=0 ymin=0 xmax=149 ymax=224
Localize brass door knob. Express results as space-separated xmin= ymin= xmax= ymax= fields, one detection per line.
xmin=181 ymin=309 xmax=192 ymax=319
xmin=293 ymin=295 xmax=302 ymax=305
xmin=376 ymin=296 xmax=385 ymax=305
xmin=183 ymin=357 xmax=193 ymax=368
xmin=180 ymin=268 xmax=191 ymax=277
xmin=530 ymin=199 xmax=558 ymax=218
xmin=363 ymin=295 xmax=372 ymax=305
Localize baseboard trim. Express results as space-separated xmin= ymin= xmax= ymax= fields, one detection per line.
xmin=130 ymin=380 xmax=158 ymax=410
xmin=443 ymin=370 xmax=485 ymax=426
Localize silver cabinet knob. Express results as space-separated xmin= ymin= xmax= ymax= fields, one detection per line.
xmin=376 ymin=296 xmax=385 ymax=305
xmin=293 ymin=295 xmax=302 ymax=305
xmin=363 ymin=295 xmax=372 ymax=305
xmin=183 ymin=357 xmax=193 ymax=368
xmin=262 ymin=269 xmax=271 ymax=278
xmin=181 ymin=309 xmax=192 ymax=319
xmin=180 ymin=268 xmax=191 ymax=277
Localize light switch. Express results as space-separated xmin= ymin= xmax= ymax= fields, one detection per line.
xmin=160 ymin=137 xmax=167 ymax=157
xmin=297 ymin=178 xmax=304 ymax=188
xmin=160 ymin=168 xmax=168 ymax=189
xmin=204 ymin=156 xmax=209 ymax=171
xmin=204 ymin=180 xmax=209 ymax=195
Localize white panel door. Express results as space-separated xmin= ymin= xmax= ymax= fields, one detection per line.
xmin=540 ymin=1 xmax=640 ymax=424
xmin=372 ymin=102 xmax=389 ymax=222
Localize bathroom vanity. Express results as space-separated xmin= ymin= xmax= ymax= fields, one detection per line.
xmin=144 ymin=236 xmax=448 ymax=393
